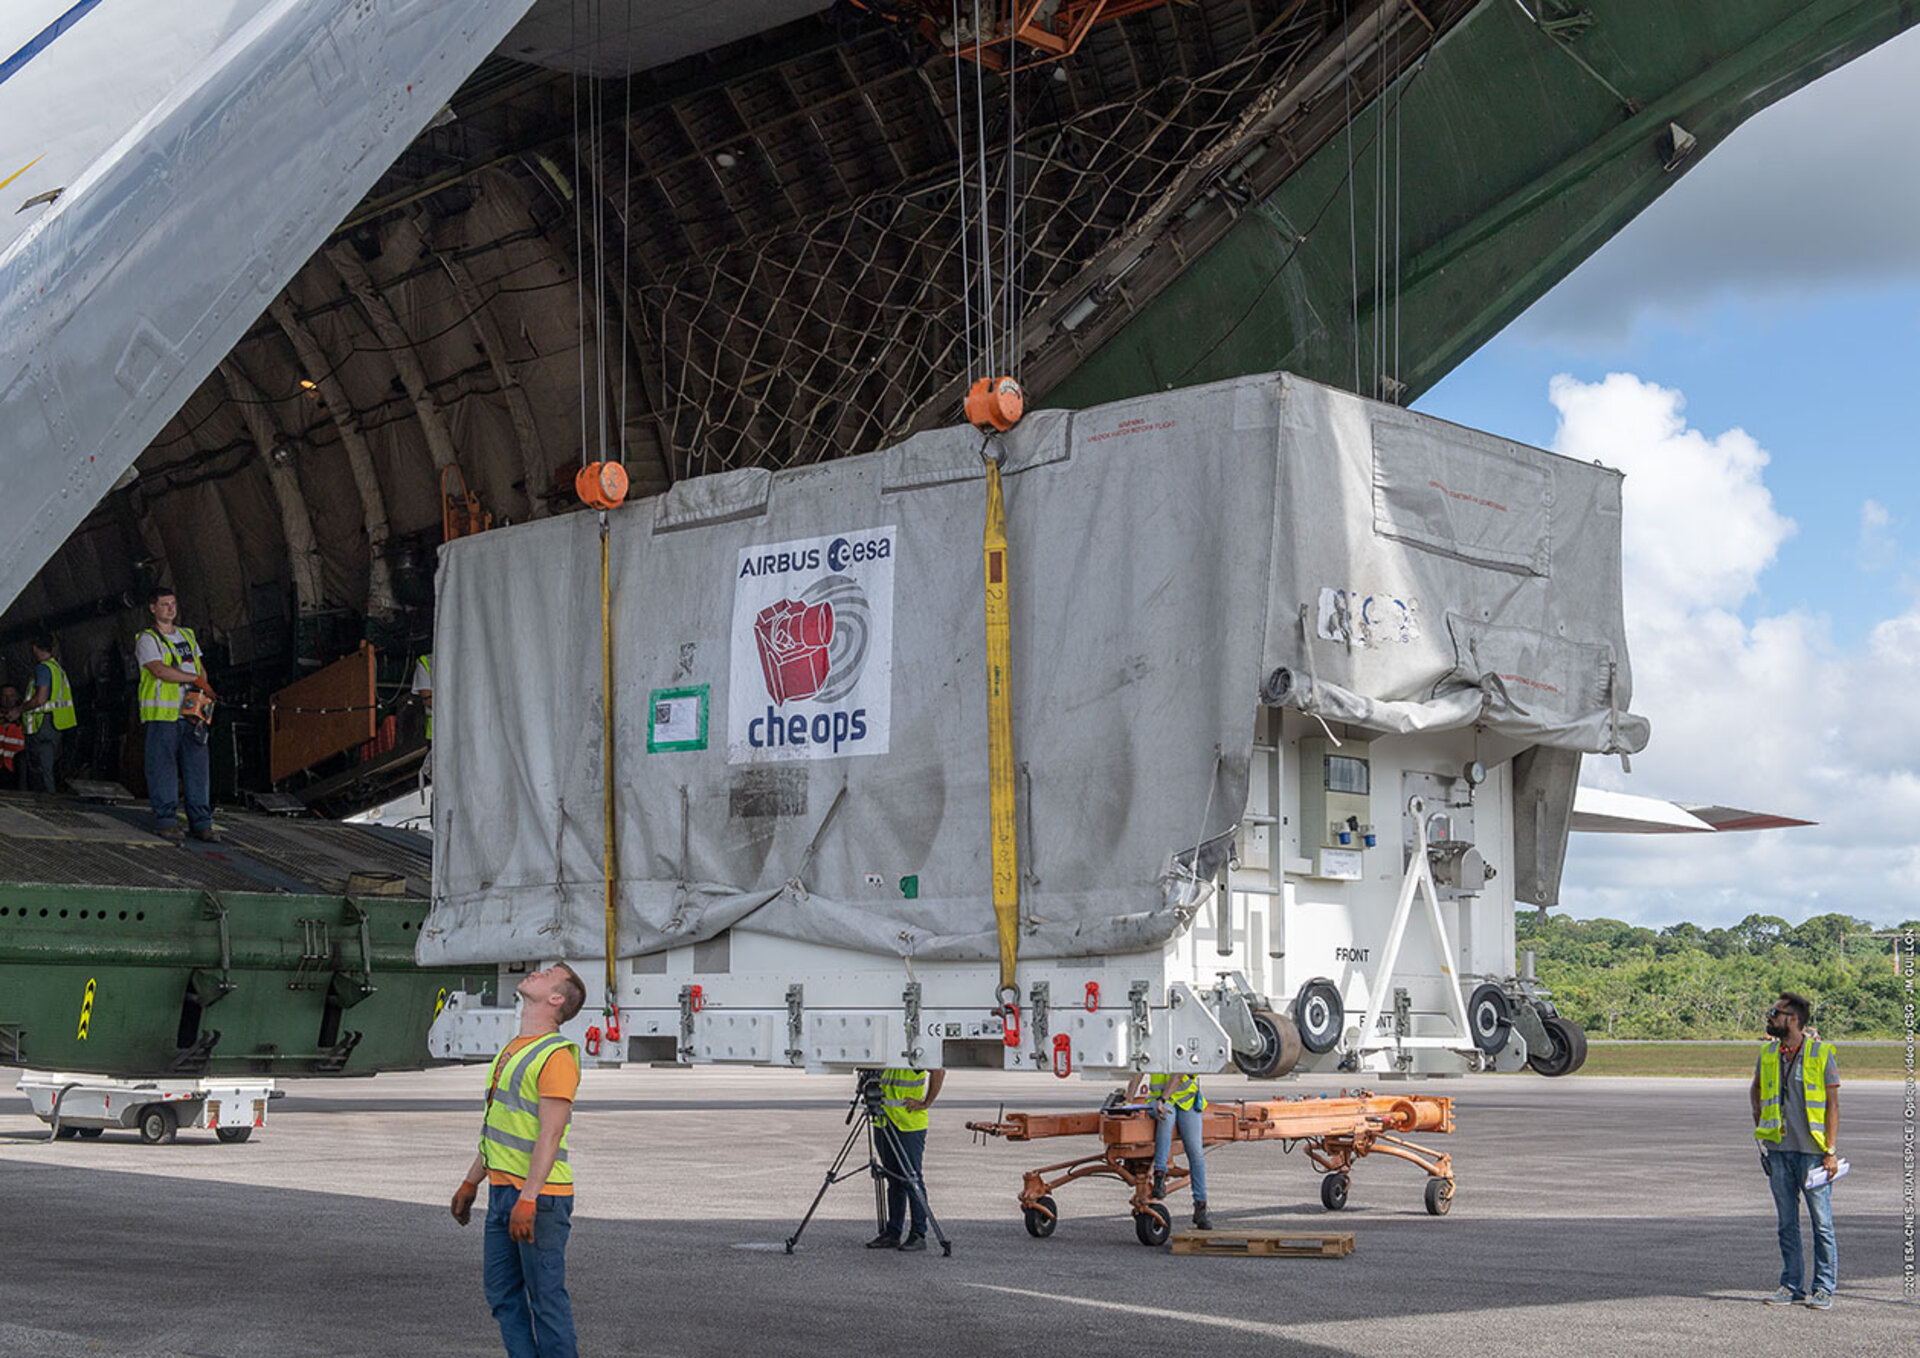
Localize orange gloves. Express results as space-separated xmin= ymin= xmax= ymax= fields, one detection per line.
xmin=451 ymin=1180 xmax=478 ymax=1225
xmin=509 ymin=1197 xmax=539 ymax=1242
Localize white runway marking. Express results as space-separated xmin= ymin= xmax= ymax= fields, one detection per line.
xmin=963 ymin=1283 xmax=1297 ymax=1339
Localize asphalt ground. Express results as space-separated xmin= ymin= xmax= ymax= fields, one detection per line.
xmin=2 ymin=1066 xmax=1914 ymax=1357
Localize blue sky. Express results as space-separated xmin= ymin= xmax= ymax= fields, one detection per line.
xmin=1412 ymin=25 xmax=1920 ymax=929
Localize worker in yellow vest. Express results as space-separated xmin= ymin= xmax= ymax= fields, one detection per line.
xmin=412 ymin=652 xmax=433 ymax=740
xmin=20 ymin=632 xmax=77 ymax=793
xmin=866 ymin=1066 xmax=944 ymax=1252
xmin=1750 ymin=990 xmax=1840 ymax=1309
xmin=134 ymin=588 xmax=218 ymax=842
xmin=0 ymin=685 xmax=23 ymax=786
xmin=451 ymin=962 xmax=588 ymax=1358
xmin=1128 ymin=1071 xmax=1214 ymax=1230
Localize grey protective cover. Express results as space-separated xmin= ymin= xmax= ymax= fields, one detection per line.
xmin=418 ymin=373 xmax=1645 ymax=966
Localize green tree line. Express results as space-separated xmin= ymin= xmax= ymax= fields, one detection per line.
xmin=1517 ymin=911 xmax=1919 ymax=1040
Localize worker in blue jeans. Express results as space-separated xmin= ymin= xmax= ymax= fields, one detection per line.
xmin=1751 ymin=991 xmax=1841 ymax=1309
xmin=1128 ymin=1072 xmax=1214 ymax=1230
xmin=866 ymin=1067 xmax=944 ymax=1252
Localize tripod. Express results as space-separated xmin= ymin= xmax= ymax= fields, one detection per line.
xmin=785 ymin=1072 xmax=952 ymax=1256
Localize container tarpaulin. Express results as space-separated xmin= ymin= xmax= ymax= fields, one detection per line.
xmin=418 ymin=373 xmax=1644 ymax=967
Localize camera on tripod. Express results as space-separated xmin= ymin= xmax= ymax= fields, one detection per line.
xmin=850 ymin=1068 xmax=886 ymax=1122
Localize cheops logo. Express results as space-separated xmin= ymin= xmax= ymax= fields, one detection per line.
xmin=732 ymin=528 xmax=896 ymax=762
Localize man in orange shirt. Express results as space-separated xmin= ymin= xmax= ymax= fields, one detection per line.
xmin=451 ymin=963 xmax=587 ymax=1358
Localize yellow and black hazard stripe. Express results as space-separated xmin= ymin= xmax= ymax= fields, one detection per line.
xmin=76 ymin=977 xmax=96 ymax=1040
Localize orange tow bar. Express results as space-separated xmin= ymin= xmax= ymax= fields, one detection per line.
xmin=967 ymin=1092 xmax=1456 ymax=1246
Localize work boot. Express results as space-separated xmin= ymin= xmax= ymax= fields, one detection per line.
xmin=1193 ymin=1201 xmax=1214 ymax=1231
xmin=156 ymin=824 xmax=185 ymax=842
xmin=1151 ymin=1171 xmax=1167 ymax=1201
xmin=864 ymin=1233 xmax=901 ymax=1250
xmin=190 ymin=827 xmax=222 ymax=844
xmin=898 ymin=1233 xmax=927 ymax=1253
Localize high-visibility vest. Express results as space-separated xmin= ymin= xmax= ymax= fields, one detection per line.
xmin=136 ymin=627 xmax=201 ymax=723
xmin=1755 ymin=1038 xmax=1834 ymax=1152
xmin=1149 ymin=1074 xmax=1206 ymax=1112
xmin=480 ymin=1033 xmax=578 ymax=1187
xmin=0 ymin=722 xmax=22 ymax=769
xmin=418 ymin=653 xmax=433 ymax=741
xmin=24 ymin=659 xmax=76 ymax=734
xmin=879 ymin=1068 xmax=929 ymax=1132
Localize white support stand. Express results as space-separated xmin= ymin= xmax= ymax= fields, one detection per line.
xmin=1348 ymin=796 xmax=1475 ymax=1056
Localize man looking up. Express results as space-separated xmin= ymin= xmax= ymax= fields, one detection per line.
xmin=451 ymin=963 xmax=588 ymax=1358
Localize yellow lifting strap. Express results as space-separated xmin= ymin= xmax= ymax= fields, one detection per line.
xmin=982 ymin=458 xmax=1020 ymax=1002
xmin=600 ymin=515 xmax=619 ymax=1005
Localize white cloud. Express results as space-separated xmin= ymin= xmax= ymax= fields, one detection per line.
xmin=1857 ymin=498 xmax=1896 ymax=571
xmin=1547 ymin=373 xmax=1920 ymax=929
xmin=1512 ymin=26 xmax=1920 ymax=344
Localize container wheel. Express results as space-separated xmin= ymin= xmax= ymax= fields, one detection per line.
xmin=1320 ymin=1172 xmax=1350 ymax=1211
xmin=216 ymin=1126 xmax=254 ymax=1145
xmin=1425 ymin=1178 xmax=1454 ymax=1216
xmin=1466 ymin=983 xmax=1513 ymax=1054
xmin=1526 ymin=1016 xmax=1585 ymax=1078
xmin=77 ymin=1127 xmax=104 ymax=1140
xmin=54 ymin=1125 xmax=81 ymax=1140
xmin=1133 ymin=1202 xmax=1172 ymax=1247
xmin=138 ymin=1104 xmax=178 ymax=1146
xmin=1022 ymin=1195 xmax=1058 ymax=1238
xmin=1232 ymin=1008 xmax=1303 ymax=1079
xmin=1293 ymin=979 xmax=1344 ymax=1054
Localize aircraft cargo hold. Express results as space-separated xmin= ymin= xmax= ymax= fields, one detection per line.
xmin=422 ymin=371 xmax=1647 ymax=1077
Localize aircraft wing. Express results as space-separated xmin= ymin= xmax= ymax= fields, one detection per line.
xmin=1571 ymin=786 xmax=1816 ymax=834
xmin=0 ymin=0 xmax=539 ymax=618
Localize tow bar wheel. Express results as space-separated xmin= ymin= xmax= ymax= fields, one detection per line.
xmin=1133 ymin=1202 xmax=1172 ymax=1247
xmin=1232 ymin=1008 xmax=1303 ymax=1079
xmin=1023 ymin=1195 xmax=1059 ymax=1239
xmin=1425 ymin=1178 xmax=1455 ymax=1216
xmin=1319 ymin=1172 xmax=1350 ymax=1211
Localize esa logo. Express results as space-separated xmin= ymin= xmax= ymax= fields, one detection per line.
xmin=827 ymin=535 xmax=891 ymax=572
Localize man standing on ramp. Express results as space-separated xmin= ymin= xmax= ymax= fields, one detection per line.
xmin=452 ymin=963 xmax=588 ymax=1357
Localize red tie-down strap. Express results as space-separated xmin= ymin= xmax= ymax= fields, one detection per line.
xmin=1052 ymin=1033 xmax=1072 ymax=1079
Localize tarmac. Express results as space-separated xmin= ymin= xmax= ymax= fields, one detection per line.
xmin=2 ymin=1065 xmax=1914 ymax=1357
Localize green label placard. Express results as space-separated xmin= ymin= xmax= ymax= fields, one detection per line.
xmin=647 ymin=684 xmax=709 ymax=753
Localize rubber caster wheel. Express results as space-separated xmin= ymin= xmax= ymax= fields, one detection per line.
xmin=138 ymin=1105 xmax=178 ymax=1146
xmin=1527 ymin=1016 xmax=1587 ymax=1078
xmin=1133 ymin=1203 xmax=1172 ymax=1247
xmin=54 ymin=1125 xmax=81 ymax=1140
xmin=216 ymin=1126 xmax=254 ymax=1145
xmin=77 ymin=1127 xmax=104 ymax=1140
xmin=1233 ymin=1009 xmax=1303 ymax=1079
xmin=1023 ymin=1195 xmax=1058 ymax=1239
xmin=1320 ymin=1173 xmax=1350 ymax=1212
xmin=1425 ymin=1178 xmax=1454 ymax=1216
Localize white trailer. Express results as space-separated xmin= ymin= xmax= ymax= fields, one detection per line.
xmin=17 ymin=1071 xmax=277 ymax=1144
xmin=422 ymin=373 xmax=1640 ymax=1080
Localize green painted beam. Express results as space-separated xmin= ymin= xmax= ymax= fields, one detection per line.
xmin=0 ymin=884 xmax=486 ymax=1076
xmin=1047 ymin=0 xmax=1918 ymax=409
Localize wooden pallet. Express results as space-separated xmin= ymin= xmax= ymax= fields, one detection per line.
xmin=1168 ymin=1229 xmax=1355 ymax=1258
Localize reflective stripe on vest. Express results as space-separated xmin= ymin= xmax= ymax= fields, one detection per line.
xmin=137 ymin=628 xmax=200 ymax=723
xmin=879 ymin=1067 xmax=929 ymax=1132
xmin=0 ymin=723 xmax=22 ymax=763
xmin=419 ymin=654 xmax=433 ymax=741
xmin=25 ymin=659 xmax=76 ymax=734
xmin=1755 ymin=1038 xmax=1832 ymax=1151
xmin=480 ymin=1033 xmax=577 ymax=1185
xmin=1149 ymin=1074 xmax=1206 ymax=1112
